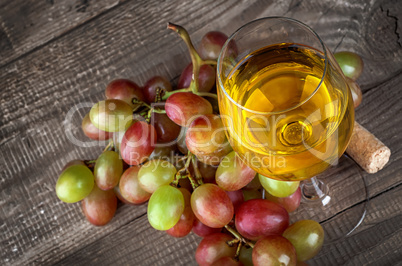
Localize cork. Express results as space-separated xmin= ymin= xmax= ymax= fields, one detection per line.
xmin=346 ymin=122 xmax=391 ymax=174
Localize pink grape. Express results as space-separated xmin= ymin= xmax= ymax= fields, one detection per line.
xmin=346 ymin=77 xmax=363 ymax=108
xmin=283 ymin=220 xmax=324 ymax=262
xmin=82 ymin=113 xmax=112 ymax=141
xmin=216 ymin=151 xmax=256 ymax=191
xmin=186 ymin=114 xmax=232 ymax=166
xmin=166 ymin=188 xmax=195 ymax=238
xmin=143 ymin=76 xmax=172 ymax=103
xmin=165 ymin=92 xmax=213 ymax=127
xmin=105 ymin=79 xmax=144 ymax=108
xmin=198 ymin=31 xmax=229 ymax=60
xmin=89 ymin=99 xmax=133 ymax=132
xmin=192 ymin=217 xmax=221 ymax=237
xmin=252 ymin=235 xmax=297 ymax=266
xmin=235 ymin=199 xmax=289 ymax=241
xmin=82 ymin=185 xmax=117 ymax=226
xmin=177 ymin=63 xmax=215 ymax=92
xmin=191 ymin=183 xmax=234 ymax=228
xmin=265 ymin=187 xmax=301 ymax=213
xmin=119 ymin=166 xmax=151 ymax=204
xmin=94 ymin=150 xmax=123 ymax=190
xmin=195 ymin=233 xmax=236 ymax=266
xmin=120 ymin=121 xmax=157 ymax=165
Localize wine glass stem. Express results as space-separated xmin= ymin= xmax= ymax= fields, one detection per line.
xmin=301 ymin=177 xmax=331 ymax=205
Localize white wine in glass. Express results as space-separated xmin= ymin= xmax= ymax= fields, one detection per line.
xmin=217 ymin=17 xmax=367 ymax=240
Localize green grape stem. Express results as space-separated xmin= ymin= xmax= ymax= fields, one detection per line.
xmin=191 ymin=156 xmax=204 ymax=186
xmin=194 ymin=92 xmax=218 ymax=100
xmin=235 ymin=241 xmax=243 ymax=261
xmin=167 ymin=22 xmax=202 ymax=94
xmin=224 ymin=225 xmax=255 ymax=249
xmin=103 ymin=140 xmax=114 ymax=152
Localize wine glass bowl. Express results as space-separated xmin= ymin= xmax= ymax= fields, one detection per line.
xmin=217 ymin=17 xmax=354 ymax=181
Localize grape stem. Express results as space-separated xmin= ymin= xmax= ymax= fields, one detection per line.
xmin=167 ymin=22 xmax=202 ymax=94
xmin=103 ymin=140 xmax=114 ymax=152
xmin=191 ymin=156 xmax=204 ymax=186
xmin=194 ymin=92 xmax=218 ymax=100
xmin=235 ymin=241 xmax=243 ymax=261
xmin=224 ymin=225 xmax=255 ymax=248
xmin=161 ymin=88 xmax=191 ymax=100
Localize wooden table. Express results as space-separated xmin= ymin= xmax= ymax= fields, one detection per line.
xmin=1 ymin=0 xmax=401 ymax=265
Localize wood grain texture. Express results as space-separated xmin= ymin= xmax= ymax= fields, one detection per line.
xmin=0 ymin=0 xmax=122 ymax=67
xmin=0 ymin=0 xmax=401 ymax=265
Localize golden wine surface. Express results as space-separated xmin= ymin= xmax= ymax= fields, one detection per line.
xmin=219 ymin=43 xmax=354 ymax=181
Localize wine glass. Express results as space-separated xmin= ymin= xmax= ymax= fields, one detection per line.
xmin=217 ymin=17 xmax=368 ymax=240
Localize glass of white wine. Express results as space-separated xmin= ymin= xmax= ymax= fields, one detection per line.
xmin=217 ymin=17 xmax=367 ymax=240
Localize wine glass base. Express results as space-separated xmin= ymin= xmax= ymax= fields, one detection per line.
xmin=289 ymin=155 xmax=369 ymax=242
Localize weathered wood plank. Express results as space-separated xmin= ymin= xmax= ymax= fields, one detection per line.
xmin=0 ymin=0 xmax=122 ymax=67
xmin=0 ymin=0 xmax=401 ymax=265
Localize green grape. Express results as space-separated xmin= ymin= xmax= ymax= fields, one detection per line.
xmin=334 ymin=51 xmax=364 ymax=81
xmin=259 ymin=174 xmax=299 ymax=198
xmin=138 ymin=159 xmax=177 ymax=193
xmin=94 ymin=151 xmax=123 ymax=190
xmin=56 ymin=165 xmax=94 ymax=203
xmin=283 ymin=220 xmax=325 ymax=262
xmin=147 ymin=185 xmax=184 ymax=230
xmin=89 ymin=99 xmax=133 ymax=132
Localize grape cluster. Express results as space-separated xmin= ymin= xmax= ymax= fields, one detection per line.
xmin=56 ymin=22 xmax=364 ymax=265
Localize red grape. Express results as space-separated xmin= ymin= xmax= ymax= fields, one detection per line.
xmin=225 ymin=190 xmax=244 ymax=213
xmin=192 ymin=217 xmax=221 ymax=237
xmin=177 ymin=63 xmax=215 ymax=92
xmin=235 ymin=199 xmax=289 ymax=241
xmin=105 ymin=79 xmax=145 ymax=108
xmin=346 ymin=77 xmax=363 ymax=108
xmin=334 ymin=51 xmax=364 ymax=81
xmin=195 ymin=233 xmax=236 ymax=266
xmin=94 ymin=151 xmax=123 ymax=190
xmin=265 ymin=187 xmax=301 ymax=213
xmin=283 ymin=220 xmax=324 ymax=262
xmin=82 ymin=113 xmax=112 ymax=141
xmin=113 ymin=185 xmax=134 ymax=205
xmin=119 ymin=166 xmax=151 ymax=204
xmin=252 ymin=235 xmax=297 ymax=266
xmin=198 ymin=31 xmax=228 ymax=60
xmin=191 ymin=183 xmax=234 ymax=228
xmin=165 ymin=92 xmax=213 ymax=127
xmin=211 ymin=257 xmax=242 ymax=266
xmin=216 ymin=151 xmax=256 ymax=191
xmin=120 ymin=121 xmax=157 ymax=165
xmin=143 ymin=76 xmax=172 ymax=103
xmin=166 ymin=188 xmax=195 ymax=238
xmin=186 ymin=114 xmax=232 ymax=166
xmin=150 ymin=111 xmax=181 ymax=143
xmin=82 ymin=185 xmax=117 ymax=226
